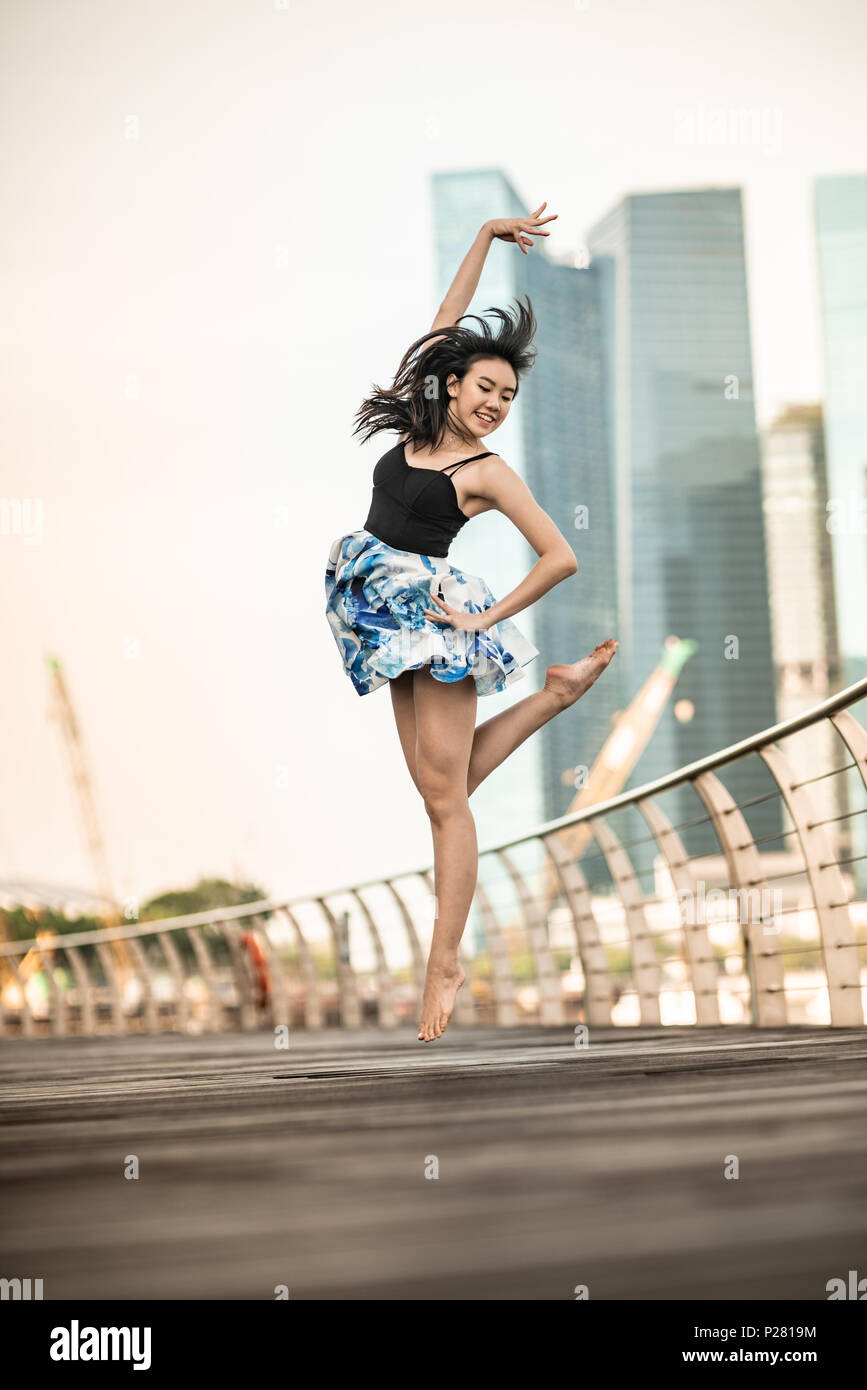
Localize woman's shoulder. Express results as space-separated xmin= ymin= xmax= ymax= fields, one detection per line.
xmin=474 ymin=451 xmax=509 ymax=474
xmin=468 ymin=453 xmax=522 ymax=501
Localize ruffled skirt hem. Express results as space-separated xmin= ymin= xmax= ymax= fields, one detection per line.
xmin=325 ymin=529 xmax=539 ymax=697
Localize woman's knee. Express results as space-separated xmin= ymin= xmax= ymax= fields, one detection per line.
xmin=417 ymin=769 xmax=470 ymax=826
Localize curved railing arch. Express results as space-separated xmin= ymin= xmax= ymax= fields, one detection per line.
xmin=2 ymin=677 xmax=866 ymax=1037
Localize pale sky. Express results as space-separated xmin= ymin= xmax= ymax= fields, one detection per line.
xmin=2 ymin=0 xmax=866 ymax=911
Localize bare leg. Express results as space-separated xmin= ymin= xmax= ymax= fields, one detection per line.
xmin=389 ymin=670 xmax=422 ymax=792
xmin=387 ymin=641 xmax=619 ymax=1042
xmin=391 ymin=642 xmax=620 ymax=798
xmin=412 ymin=665 xmax=478 ymax=1042
xmin=467 ymin=640 xmax=619 ymax=794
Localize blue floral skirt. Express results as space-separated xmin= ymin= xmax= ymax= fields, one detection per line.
xmin=325 ymin=529 xmax=539 ymax=697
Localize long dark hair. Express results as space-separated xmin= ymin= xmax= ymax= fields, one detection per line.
xmin=353 ymin=295 xmax=538 ymax=450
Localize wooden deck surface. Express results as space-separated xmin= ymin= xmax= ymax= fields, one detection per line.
xmin=1 ymin=1024 xmax=865 ymax=1299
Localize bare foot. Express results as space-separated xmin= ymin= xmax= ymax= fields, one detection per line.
xmin=418 ymin=959 xmax=466 ymax=1042
xmin=544 ymin=638 xmax=619 ymax=708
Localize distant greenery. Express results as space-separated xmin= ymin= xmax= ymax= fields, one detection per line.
xmin=0 ymin=878 xmax=270 ymax=946
xmin=604 ymin=932 xmax=828 ymax=979
xmin=0 ymin=905 xmax=102 ymax=944
xmin=312 ymin=946 xmax=336 ymax=980
xmin=469 ymin=933 xmax=830 ymax=986
xmin=137 ymin=878 xmax=272 ymax=969
xmin=139 ymin=878 xmax=269 ymax=922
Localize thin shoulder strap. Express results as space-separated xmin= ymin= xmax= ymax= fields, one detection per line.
xmin=399 ymin=452 xmax=492 ymax=519
xmin=443 ymin=451 xmax=492 ymax=474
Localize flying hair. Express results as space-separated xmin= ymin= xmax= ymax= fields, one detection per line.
xmin=353 ymin=295 xmax=538 ymax=450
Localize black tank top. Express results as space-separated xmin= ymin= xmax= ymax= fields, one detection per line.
xmin=363 ymin=439 xmax=492 ymax=558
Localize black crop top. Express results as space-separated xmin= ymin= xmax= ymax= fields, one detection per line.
xmin=363 ymin=439 xmax=492 ymax=558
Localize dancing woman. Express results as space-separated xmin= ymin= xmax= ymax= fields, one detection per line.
xmin=325 ymin=203 xmax=618 ymax=1042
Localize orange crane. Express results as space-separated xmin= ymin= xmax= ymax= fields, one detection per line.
xmin=544 ymin=636 xmax=698 ymax=904
xmin=45 ymin=654 xmax=130 ymax=969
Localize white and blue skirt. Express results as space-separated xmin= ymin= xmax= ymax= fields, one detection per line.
xmin=325 ymin=529 xmax=539 ymax=697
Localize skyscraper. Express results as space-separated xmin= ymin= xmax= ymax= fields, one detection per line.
xmin=431 ymin=170 xmax=544 ymax=845
xmin=762 ymin=403 xmax=841 ymax=702
xmin=431 ymin=170 xmax=621 ymax=841
xmin=587 ymin=188 xmax=780 ymax=860
xmin=814 ymin=173 xmax=867 ymax=690
xmin=517 ymin=252 xmax=622 ymax=822
xmin=761 ymin=403 xmax=851 ymax=874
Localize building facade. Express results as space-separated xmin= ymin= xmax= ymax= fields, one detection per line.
xmin=586 ymin=188 xmax=780 ymax=867
xmin=814 ymin=173 xmax=867 ymax=690
xmin=431 ymin=170 xmax=621 ymax=840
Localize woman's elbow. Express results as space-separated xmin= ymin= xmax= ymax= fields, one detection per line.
xmin=555 ymin=547 xmax=579 ymax=578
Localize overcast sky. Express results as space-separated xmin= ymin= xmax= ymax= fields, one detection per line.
xmin=2 ymin=0 xmax=866 ymax=912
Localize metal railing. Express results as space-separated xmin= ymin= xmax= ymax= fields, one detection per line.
xmin=2 ymin=677 xmax=866 ymax=1037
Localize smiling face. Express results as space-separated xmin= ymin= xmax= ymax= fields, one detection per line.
xmin=446 ymin=356 xmax=518 ymax=442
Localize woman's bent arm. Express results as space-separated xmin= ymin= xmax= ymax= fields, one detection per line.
xmin=469 ymin=456 xmax=578 ymax=626
xmin=483 ymin=551 xmax=577 ymax=628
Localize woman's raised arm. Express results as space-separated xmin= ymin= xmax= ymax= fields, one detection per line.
xmin=429 ymin=203 xmax=558 ymax=334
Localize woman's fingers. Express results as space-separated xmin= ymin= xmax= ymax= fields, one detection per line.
xmin=424 ymin=592 xmax=453 ymax=623
xmin=492 ymin=208 xmax=556 ymax=250
xmin=526 ymin=202 xmax=557 ymax=230
xmin=512 ymin=211 xmax=557 ymax=251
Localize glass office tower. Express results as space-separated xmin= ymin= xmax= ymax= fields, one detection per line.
xmin=761 ymin=403 xmax=851 ymax=875
xmin=587 ymin=188 xmax=780 ymax=858
xmin=431 ymin=170 xmax=544 ymax=844
xmin=431 ymin=170 xmax=621 ymax=842
xmin=815 ymin=174 xmax=867 ymax=897
xmin=814 ymin=174 xmax=867 ymax=690
xmin=518 ymin=252 xmax=622 ymax=824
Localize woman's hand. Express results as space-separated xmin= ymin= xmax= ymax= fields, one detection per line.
xmin=487 ymin=202 xmax=558 ymax=254
xmin=423 ymin=593 xmax=491 ymax=631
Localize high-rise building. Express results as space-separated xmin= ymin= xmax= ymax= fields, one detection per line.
xmin=431 ymin=171 xmax=621 ymax=844
xmin=432 ymin=170 xmax=544 ymax=847
xmin=762 ymin=403 xmax=841 ymax=698
xmin=517 ymin=252 xmax=622 ymax=823
xmin=814 ymin=173 xmax=867 ymax=690
xmin=761 ymin=403 xmax=851 ymax=875
xmin=587 ymin=188 xmax=780 ymax=864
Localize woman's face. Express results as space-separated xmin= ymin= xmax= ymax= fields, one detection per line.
xmin=447 ymin=357 xmax=517 ymax=442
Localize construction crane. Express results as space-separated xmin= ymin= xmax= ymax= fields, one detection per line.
xmin=544 ymin=636 xmax=698 ymax=906
xmin=45 ymin=654 xmax=130 ymax=970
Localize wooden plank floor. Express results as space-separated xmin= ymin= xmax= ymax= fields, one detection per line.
xmin=1 ymin=1025 xmax=866 ymax=1299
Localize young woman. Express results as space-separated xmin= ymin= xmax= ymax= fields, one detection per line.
xmin=325 ymin=203 xmax=618 ymax=1043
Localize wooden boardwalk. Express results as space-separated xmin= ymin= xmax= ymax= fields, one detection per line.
xmin=1 ymin=1025 xmax=865 ymax=1299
